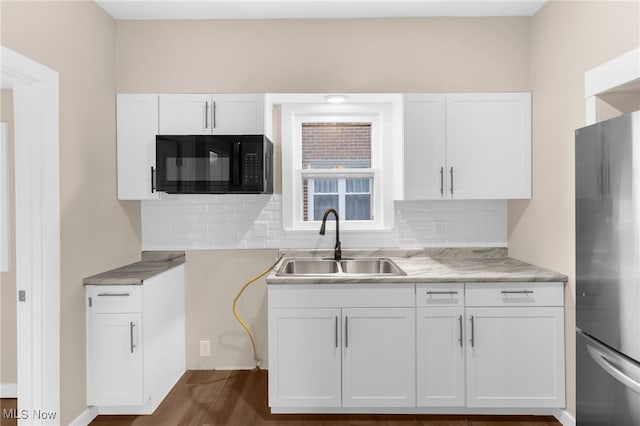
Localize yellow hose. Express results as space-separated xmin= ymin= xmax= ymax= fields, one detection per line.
xmin=232 ymin=255 xmax=283 ymax=370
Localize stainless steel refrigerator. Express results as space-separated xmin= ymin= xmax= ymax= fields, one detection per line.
xmin=576 ymin=110 xmax=640 ymax=425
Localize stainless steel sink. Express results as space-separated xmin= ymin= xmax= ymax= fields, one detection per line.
xmin=276 ymin=258 xmax=406 ymax=277
xmin=278 ymin=259 xmax=339 ymax=275
xmin=340 ymin=259 xmax=404 ymax=275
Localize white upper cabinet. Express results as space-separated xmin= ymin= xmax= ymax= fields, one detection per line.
xmin=159 ymin=94 xmax=211 ymax=135
xmin=403 ymin=92 xmax=531 ymax=200
xmin=159 ymin=94 xmax=264 ymax=135
xmin=117 ymin=94 xmax=159 ymax=200
xmin=404 ymin=94 xmax=447 ymax=200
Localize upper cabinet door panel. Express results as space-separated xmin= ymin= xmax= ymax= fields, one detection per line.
xmin=159 ymin=94 xmax=212 ymax=135
xmin=116 ymin=94 xmax=159 ymax=200
xmin=403 ymin=94 xmax=447 ymax=200
xmin=211 ymin=94 xmax=265 ymax=135
xmin=446 ymin=93 xmax=531 ymax=199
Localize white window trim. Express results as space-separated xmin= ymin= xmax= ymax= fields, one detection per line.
xmin=281 ymin=96 xmax=403 ymax=232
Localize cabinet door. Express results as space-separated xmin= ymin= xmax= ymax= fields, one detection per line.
xmin=87 ymin=312 xmax=143 ymax=406
xmin=268 ymin=308 xmax=342 ymax=407
xmin=342 ymin=307 xmax=415 ymax=407
xmin=116 ymin=94 xmax=159 ymax=200
xmin=416 ymin=307 xmax=465 ymax=407
xmin=211 ymin=94 xmax=264 ymax=135
xmin=465 ymin=307 xmax=565 ymax=408
xmin=446 ymin=93 xmax=531 ymax=199
xmin=159 ymin=94 xmax=212 ymax=135
xmin=403 ymin=94 xmax=447 ymax=200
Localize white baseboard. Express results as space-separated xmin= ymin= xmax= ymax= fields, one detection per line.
xmin=68 ymin=406 xmax=98 ymax=426
xmin=0 ymin=383 xmax=17 ymax=398
xmin=554 ymin=408 xmax=576 ymax=426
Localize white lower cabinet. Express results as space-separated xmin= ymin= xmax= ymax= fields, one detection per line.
xmin=416 ymin=283 xmax=465 ymax=407
xmin=268 ymin=284 xmax=415 ymax=410
xmin=268 ymin=281 xmax=565 ymax=413
xmin=89 ymin=312 xmax=143 ymax=406
xmin=86 ymin=264 xmax=186 ymax=414
xmin=465 ymin=282 xmax=565 ymax=408
xmin=268 ymin=308 xmax=342 ymax=407
xmin=342 ymin=307 xmax=415 ymax=407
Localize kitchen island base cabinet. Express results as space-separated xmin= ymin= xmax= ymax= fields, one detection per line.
xmin=86 ymin=264 xmax=186 ymax=415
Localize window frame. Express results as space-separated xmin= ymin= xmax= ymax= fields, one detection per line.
xmin=280 ymin=98 xmax=402 ymax=232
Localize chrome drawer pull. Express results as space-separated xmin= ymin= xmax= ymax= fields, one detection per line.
xmin=500 ymin=290 xmax=534 ymax=295
xmin=426 ymin=290 xmax=459 ymax=295
xmin=458 ymin=315 xmax=463 ymax=348
xmin=97 ymin=292 xmax=130 ymax=297
xmin=470 ymin=315 xmax=475 ymax=347
xmin=130 ymin=322 xmax=136 ymax=353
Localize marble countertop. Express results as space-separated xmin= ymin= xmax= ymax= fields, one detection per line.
xmin=83 ymin=251 xmax=185 ymax=286
xmin=266 ymin=248 xmax=568 ymax=285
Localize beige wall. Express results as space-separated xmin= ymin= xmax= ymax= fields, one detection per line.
xmin=0 ymin=2 xmax=142 ymax=423
xmin=0 ymin=89 xmax=16 ymax=388
xmin=508 ymin=0 xmax=640 ymax=418
xmin=117 ymin=17 xmax=532 ymax=370
xmin=116 ymin=17 xmax=531 ymax=92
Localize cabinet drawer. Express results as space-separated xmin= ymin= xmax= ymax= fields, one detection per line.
xmin=268 ymin=283 xmax=415 ymax=308
xmin=86 ymin=285 xmax=142 ymax=313
xmin=465 ymin=282 xmax=563 ymax=307
xmin=416 ymin=283 xmax=464 ymax=307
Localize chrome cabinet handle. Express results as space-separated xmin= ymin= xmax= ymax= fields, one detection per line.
xmin=450 ymin=166 xmax=454 ymax=195
xmin=130 ymin=321 xmax=136 ymax=353
xmin=97 ymin=292 xmax=130 ymax=297
xmin=213 ymin=101 xmax=217 ymax=129
xmin=458 ymin=315 xmax=463 ymax=348
xmin=345 ymin=316 xmax=349 ymax=348
xmin=501 ymin=290 xmax=534 ymax=295
xmin=426 ymin=290 xmax=459 ymax=295
xmin=439 ymin=166 xmax=444 ymax=196
xmin=205 ymin=101 xmax=209 ymax=129
xmin=150 ymin=166 xmax=156 ymax=193
xmin=335 ymin=316 xmax=338 ymax=348
xmin=470 ymin=315 xmax=475 ymax=347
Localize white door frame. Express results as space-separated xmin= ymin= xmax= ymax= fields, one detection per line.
xmin=0 ymin=45 xmax=60 ymax=425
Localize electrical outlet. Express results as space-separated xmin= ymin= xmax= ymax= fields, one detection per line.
xmin=199 ymin=340 xmax=211 ymax=357
xmin=254 ymin=221 xmax=268 ymax=237
xmin=432 ymin=220 xmax=445 ymax=237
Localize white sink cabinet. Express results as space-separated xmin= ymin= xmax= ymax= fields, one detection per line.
xmin=268 ymin=284 xmax=416 ymax=411
xmin=86 ymin=264 xmax=186 ymax=414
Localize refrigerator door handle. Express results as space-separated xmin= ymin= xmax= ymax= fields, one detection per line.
xmin=587 ymin=344 xmax=640 ymax=394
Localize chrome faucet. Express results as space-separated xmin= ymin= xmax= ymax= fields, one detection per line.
xmin=319 ymin=208 xmax=341 ymax=261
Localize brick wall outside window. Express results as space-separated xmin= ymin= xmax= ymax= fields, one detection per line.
xmin=301 ymin=123 xmax=372 ymax=220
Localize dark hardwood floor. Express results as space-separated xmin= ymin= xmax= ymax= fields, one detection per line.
xmin=90 ymin=370 xmax=561 ymax=426
xmin=0 ymin=398 xmax=17 ymax=426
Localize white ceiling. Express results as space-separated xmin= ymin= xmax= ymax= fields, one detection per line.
xmin=95 ymin=0 xmax=548 ymax=20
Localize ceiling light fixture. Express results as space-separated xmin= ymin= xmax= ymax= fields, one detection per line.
xmin=325 ymin=94 xmax=348 ymax=104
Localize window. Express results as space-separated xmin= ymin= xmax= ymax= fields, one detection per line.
xmin=278 ymin=95 xmax=403 ymax=231
xmin=302 ymin=123 xmax=372 ymax=222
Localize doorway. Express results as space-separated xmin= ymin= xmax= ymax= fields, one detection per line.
xmin=0 ymin=45 xmax=60 ymax=425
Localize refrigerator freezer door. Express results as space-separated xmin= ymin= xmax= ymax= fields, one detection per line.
xmin=577 ymin=330 xmax=640 ymax=425
xmin=576 ymin=111 xmax=640 ymax=362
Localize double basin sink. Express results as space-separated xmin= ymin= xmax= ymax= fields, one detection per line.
xmin=276 ymin=258 xmax=406 ymax=277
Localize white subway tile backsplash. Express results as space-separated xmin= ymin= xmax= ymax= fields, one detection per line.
xmin=141 ymin=195 xmax=507 ymax=250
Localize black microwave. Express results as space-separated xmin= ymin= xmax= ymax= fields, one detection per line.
xmin=155 ymin=135 xmax=273 ymax=194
